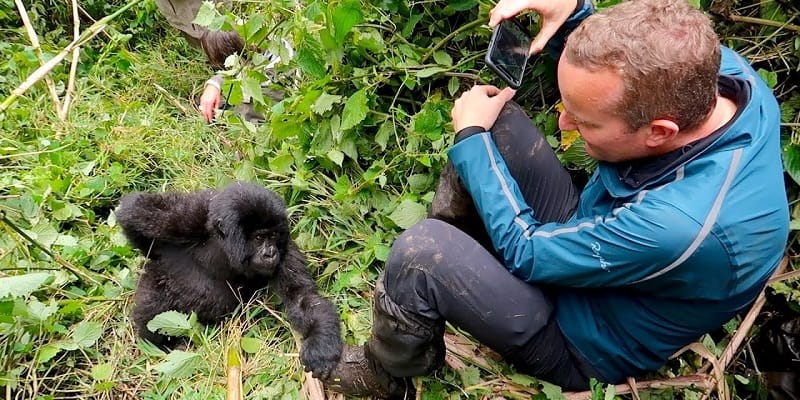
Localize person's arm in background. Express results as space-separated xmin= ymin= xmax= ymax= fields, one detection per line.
xmin=199 ymin=74 xmax=223 ymax=123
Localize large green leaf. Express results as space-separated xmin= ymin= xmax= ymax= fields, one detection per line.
xmin=341 ymin=89 xmax=369 ymax=132
xmin=147 ymin=310 xmax=193 ymax=337
xmin=0 ymin=273 xmax=53 ymax=298
xmin=388 ymin=199 xmax=427 ymax=229
xmin=332 ymin=1 xmax=364 ymax=46
xmin=153 ymin=350 xmax=200 ymax=378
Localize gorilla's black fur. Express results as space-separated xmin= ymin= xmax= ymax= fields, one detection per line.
xmin=115 ymin=182 xmax=342 ymax=378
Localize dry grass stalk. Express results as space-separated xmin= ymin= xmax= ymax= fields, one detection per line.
xmin=302 ymin=371 xmax=327 ymax=400
xmin=61 ymin=0 xmax=82 ymax=119
xmin=564 ymin=374 xmax=716 ymax=400
xmin=14 ymin=0 xmax=64 ymax=120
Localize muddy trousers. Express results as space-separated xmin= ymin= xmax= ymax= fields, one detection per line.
xmin=367 ymin=102 xmax=600 ymax=391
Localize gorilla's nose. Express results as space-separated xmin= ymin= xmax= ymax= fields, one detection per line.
xmin=261 ymin=245 xmax=277 ymax=258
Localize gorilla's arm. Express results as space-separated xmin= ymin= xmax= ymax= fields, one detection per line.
xmin=275 ymin=241 xmax=343 ymax=378
xmin=116 ymin=190 xmax=216 ymax=252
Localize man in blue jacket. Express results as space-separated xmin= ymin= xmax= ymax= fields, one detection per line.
xmin=324 ymin=0 xmax=788 ymax=398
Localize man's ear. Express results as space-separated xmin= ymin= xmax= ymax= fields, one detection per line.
xmin=645 ymin=119 xmax=680 ymax=148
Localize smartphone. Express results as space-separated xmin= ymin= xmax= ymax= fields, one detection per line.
xmin=485 ymin=19 xmax=533 ymax=89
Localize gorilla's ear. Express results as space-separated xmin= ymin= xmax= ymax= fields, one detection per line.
xmin=207 ymin=191 xmax=250 ymax=268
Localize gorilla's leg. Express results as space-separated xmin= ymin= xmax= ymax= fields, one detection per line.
xmin=131 ymin=266 xmax=173 ymax=347
xmin=116 ymin=190 xmax=216 ymax=251
xmin=275 ymin=242 xmax=342 ymax=378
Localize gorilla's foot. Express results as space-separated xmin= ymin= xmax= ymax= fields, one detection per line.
xmin=322 ymin=344 xmax=415 ymax=400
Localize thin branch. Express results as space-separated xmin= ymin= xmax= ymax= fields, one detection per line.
xmin=154 ymin=84 xmax=191 ymax=115
xmin=717 ymin=256 xmax=788 ymax=369
xmin=420 ymin=18 xmax=485 ymax=64
xmin=728 ymin=14 xmax=800 ymax=32
xmin=60 ymin=0 xmax=82 ymax=119
xmin=14 ymin=0 xmax=64 ymax=120
xmin=564 ymin=374 xmax=715 ymax=400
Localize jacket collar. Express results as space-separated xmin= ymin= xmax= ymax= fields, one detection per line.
xmin=598 ymin=75 xmax=753 ymax=197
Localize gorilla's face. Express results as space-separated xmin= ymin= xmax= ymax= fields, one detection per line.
xmin=245 ymin=227 xmax=289 ymax=277
xmin=208 ymin=182 xmax=292 ymax=278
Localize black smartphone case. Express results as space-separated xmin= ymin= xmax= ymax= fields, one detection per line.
xmin=485 ymin=19 xmax=532 ymax=90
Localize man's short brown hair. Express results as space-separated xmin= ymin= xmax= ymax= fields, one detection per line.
xmin=563 ymin=0 xmax=720 ymax=132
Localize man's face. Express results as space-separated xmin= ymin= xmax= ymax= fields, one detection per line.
xmin=557 ymin=57 xmax=651 ymax=163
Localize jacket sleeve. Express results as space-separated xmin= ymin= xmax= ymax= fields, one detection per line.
xmin=448 ymin=133 xmax=705 ymax=288
xmin=544 ymin=0 xmax=594 ymax=59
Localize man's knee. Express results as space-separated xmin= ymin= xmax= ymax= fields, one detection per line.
xmin=383 ymin=219 xmax=461 ymax=297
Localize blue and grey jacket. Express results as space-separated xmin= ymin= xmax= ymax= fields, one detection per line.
xmin=448 ymin=4 xmax=788 ymax=383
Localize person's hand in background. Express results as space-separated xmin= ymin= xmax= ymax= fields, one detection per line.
xmin=198 ymin=81 xmax=221 ymax=123
xmin=489 ymin=0 xmax=578 ymax=55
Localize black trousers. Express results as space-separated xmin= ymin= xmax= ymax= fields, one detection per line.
xmin=373 ymin=102 xmax=600 ymax=391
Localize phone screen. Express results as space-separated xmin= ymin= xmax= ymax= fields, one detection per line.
xmin=485 ymin=20 xmax=532 ymax=89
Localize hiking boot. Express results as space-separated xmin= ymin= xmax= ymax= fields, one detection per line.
xmin=323 ymin=344 xmax=415 ymax=400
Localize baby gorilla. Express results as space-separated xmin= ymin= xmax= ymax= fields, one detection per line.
xmin=115 ymin=182 xmax=342 ymax=378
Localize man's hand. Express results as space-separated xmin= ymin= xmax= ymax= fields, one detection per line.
xmin=199 ymin=85 xmax=221 ymax=123
xmin=451 ymin=85 xmax=516 ymax=132
xmin=489 ymin=0 xmax=578 ymax=55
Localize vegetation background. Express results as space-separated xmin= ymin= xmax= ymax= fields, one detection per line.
xmin=0 ymin=0 xmax=798 ymax=399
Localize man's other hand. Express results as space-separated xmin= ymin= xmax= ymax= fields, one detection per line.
xmin=489 ymin=0 xmax=578 ymax=55
xmin=452 ymin=85 xmax=516 ymax=132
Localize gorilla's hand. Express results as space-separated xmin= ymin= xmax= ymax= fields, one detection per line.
xmin=301 ymin=328 xmax=344 ymax=379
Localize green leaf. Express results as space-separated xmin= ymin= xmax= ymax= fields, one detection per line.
xmin=242 ymin=74 xmax=265 ymax=105
xmin=192 ymin=2 xmax=218 ymax=26
xmin=449 ymin=0 xmax=478 ymax=11
xmin=244 ymin=14 xmax=268 ymax=44
xmin=540 ymin=381 xmax=566 ymax=400
xmin=341 ymin=89 xmax=369 ymax=131
xmin=373 ymin=244 xmax=391 ymax=262
xmin=603 ymin=384 xmax=616 ymax=400
xmin=757 ymin=68 xmax=778 ymax=89
xmin=375 ymin=121 xmax=393 ymax=151
xmin=458 ymin=366 xmax=480 ymax=386
xmin=269 ymin=154 xmax=295 ymax=174
xmin=782 ymin=143 xmax=800 ymax=185
xmin=332 ymin=1 xmax=364 ymax=46
xmin=71 ymin=321 xmax=104 ymax=348
xmin=37 ymin=345 xmax=61 ymax=364
xmin=388 ymin=200 xmax=427 ymax=229
xmin=147 ymin=310 xmax=192 ymax=337
xmin=414 ymin=66 xmax=447 ymax=78
xmin=508 ymin=373 xmax=537 ymax=387
xmin=28 ymin=299 xmax=58 ymax=321
xmin=327 ymin=149 xmax=345 ymax=166
xmin=91 ymin=363 xmax=113 ymax=381
xmin=790 ymin=219 xmax=800 ymax=231
xmin=241 ymin=337 xmax=262 ymax=354
xmin=312 ymin=93 xmax=343 ymax=115
xmin=0 ymin=273 xmax=53 ymax=298
xmin=432 ymin=51 xmax=452 ymax=66
xmin=296 ymin=47 xmax=326 ymax=79
xmin=153 ymin=350 xmax=200 ymax=378
xmin=448 ymin=76 xmax=460 ymax=97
